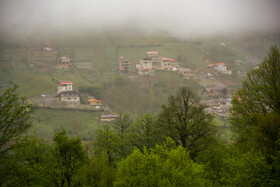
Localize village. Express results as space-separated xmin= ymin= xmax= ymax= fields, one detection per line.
xmin=22 ymin=41 xmax=240 ymax=119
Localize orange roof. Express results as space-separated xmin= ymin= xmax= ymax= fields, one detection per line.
xmin=207 ymin=62 xmax=226 ymax=67
xmin=215 ymin=62 xmax=226 ymax=66
xmin=88 ymin=99 xmax=102 ymax=102
xmin=162 ymin=58 xmax=171 ymax=61
xmin=59 ymin=81 xmax=73 ymax=84
xmin=138 ymin=68 xmax=150 ymax=71
xmin=146 ymin=51 xmax=158 ymax=54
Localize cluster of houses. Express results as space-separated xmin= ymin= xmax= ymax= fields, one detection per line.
xmin=57 ymin=81 xmax=102 ymax=109
xmin=56 ymin=81 xmax=119 ymax=121
xmin=204 ymin=97 xmax=232 ymax=117
xmin=119 ymin=51 xmax=193 ymax=77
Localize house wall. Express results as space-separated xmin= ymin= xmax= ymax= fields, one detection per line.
xmin=58 ymin=84 xmax=72 ymax=93
xmin=140 ymin=59 xmax=153 ymax=69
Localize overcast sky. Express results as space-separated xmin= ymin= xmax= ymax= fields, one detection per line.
xmin=0 ymin=0 xmax=279 ymax=38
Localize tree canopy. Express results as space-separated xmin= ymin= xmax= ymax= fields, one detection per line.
xmin=158 ymin=87 xmax=216 ymax=158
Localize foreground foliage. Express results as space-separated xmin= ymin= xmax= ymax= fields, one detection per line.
xmin=115 ymin=138 xmax=209 ymax=187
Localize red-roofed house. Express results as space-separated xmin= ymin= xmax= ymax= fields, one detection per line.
xmin=138 ymin=68 xmax=153 ymax=76
xmin=119 ymin=57 xmax=131 ymax=75
xmin=58 ymin=81 xmax=73 ymax=93
xmin=160 ymin=58 xmax=180 ymax=71
xmin=146 ymin=51 xmax=160 ymax=67
xmin=207 ymin=62 xmax=227 ymax=72
xmin=88 ymin=99 xmax=103 ymax=109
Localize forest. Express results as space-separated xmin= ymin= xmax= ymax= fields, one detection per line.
xmin=0 ymin=45 xmax=279 ymax=186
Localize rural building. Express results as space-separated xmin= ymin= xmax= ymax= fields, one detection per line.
xmin=58 ymin=81 xmax=73 ymax=93
xmin=139 ymin=57 xmax=153 ymax=69
xmin=58 ymin=56 xmax=72 ymax=69
xmin=146 ymin=51 xmax=160 ymax=67
xmin=88 ymin=99 xmax=103 ymax=109
xmin=60 ymin=91 xmax=80 ymax=106
xmin=178 ymin=67 xmax=192 ymax=78
xmin=42 ymin=41 xmax=53 ymax=51
xmin=138 ymin=68 xmax=153 ymax=76
xmin=101 ymin=114 xmax=119 ymax=122
xmin=160 ymin=58 xmax=180 ymax=71
xmin=119 ymin=57 xmax=130 ymax=75
xmin=207 ymin=62 xmax=231 ymax=74
xmin=204 ymin=84 xmax=226 ymax=97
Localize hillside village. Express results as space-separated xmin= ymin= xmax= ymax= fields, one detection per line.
xmin=28 ymin=42 xmax=235 ymax=118
xmin=0 ymin=33 xmax=273 ymax=127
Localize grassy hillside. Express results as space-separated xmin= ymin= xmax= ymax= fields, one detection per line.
xmin=1 ymin=31 xmax=279 ymax=140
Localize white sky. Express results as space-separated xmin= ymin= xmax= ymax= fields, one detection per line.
xmin=0 ymin=0 xmax=279 ymax=38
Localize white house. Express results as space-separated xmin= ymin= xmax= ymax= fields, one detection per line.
xmin=58 ymin=81 xmax=73 ymax=93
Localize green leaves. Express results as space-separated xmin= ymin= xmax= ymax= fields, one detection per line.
xmin=115 ymin=139 xmax=209 ymax=187
xmin=158 ymin=87 xmax=216 ymax=159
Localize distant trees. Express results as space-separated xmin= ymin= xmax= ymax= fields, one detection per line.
xmin=158 ymin=87 xmax=216 ymax=159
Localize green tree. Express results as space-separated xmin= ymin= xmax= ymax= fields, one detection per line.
xmin=76 ymin=152 xmax=115 ymax=187
xmin=93 ymin=125 xmax=118 ymax=165
xmin=220 ymin=149 xmax=270 ymax=186
xmin=158 ymin=87 xmax=216 ymax=159
xmin=113 ymin=113 xmax=132 ymax=158
xmin=0 ymin=85 xmax=33 ymax=185
xmin=8 ymin=134 xmax=54 ymax=186
xmin=231 ymin=45 xmax=280 ymax=145
xmin=115 ymin=138 xmax=209 ymax=187
xmin=129 ymin=114 xmax=162 ymax=151
xmin=52 ymin=130 xmax=87 ymax=187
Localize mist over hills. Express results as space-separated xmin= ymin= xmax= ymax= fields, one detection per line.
xmin=0 ymin=0 xmax=280 ymax=40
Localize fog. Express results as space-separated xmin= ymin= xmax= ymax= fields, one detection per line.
xmin=0 ymin=0 xmax=279 ymax=39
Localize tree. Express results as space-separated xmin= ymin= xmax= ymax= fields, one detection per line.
xmin=52 ymin=130 xmax=87 ymax=187
xmin=220 ymin=149 xmax=270 ymax=186
xmin=113 ymin=113 xmax=132 ymax=158
xmin=231 ymin=45 xmax=280 ymax=145
xmin=158 ymin=87 xmax=215 ymax=159
xmin=7 ymin=134 xmax=54 ymax=186
xmin=114 ymin=138 xmax=209 ymax=187
xmin=93 ymin=125 xmax=118 ymax=165
xmin=129 ymin=114 xmax=163 ymax=152
xmin=0 ymin=85 xmax=33 ymax=185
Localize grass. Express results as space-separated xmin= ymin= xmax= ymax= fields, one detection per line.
xmin=30 ymin=108 xmax=102 ymax=141
xmin=12 ymin=69 xmax=57 ymax=97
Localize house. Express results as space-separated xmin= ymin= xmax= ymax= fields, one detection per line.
xmin=60 ymin=91 xmax=80 ymax=106
xmin=139 ymin=57 xmax=153 ymax=69
xmin=58 ymin=81 xmax=73 ymax=93
xmin=160 ymin=58 xmax=180 ymax=71
xmin=42 ymin=41 xmax=53 ymax=51
xmin=219 ymin=43 xmax=226 ymax=47
xmin=88 ymin=99 xmax=103 ymax=109
xmin=146 ymin=51 xmax=160 ymax=67
xmin=204 ymin=84 xmax=226 ymax=97
xmin=178 ymin=67 xmax=192 ymax=78
xmin=138 ymin=68 xmax=153 ymax=76
xmin=207 ymin=62 xmax=231 ymax=74
xmin=58 ymin=56 xmax=72 ymax=69
xmin=119 ymin=57 xmax=130 ymax=75
xmin=101 ymin=114 xmax=119 ymax=122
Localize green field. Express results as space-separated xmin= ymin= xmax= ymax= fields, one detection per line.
xmin=30 ymin=108 xmax=102 ymax=141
